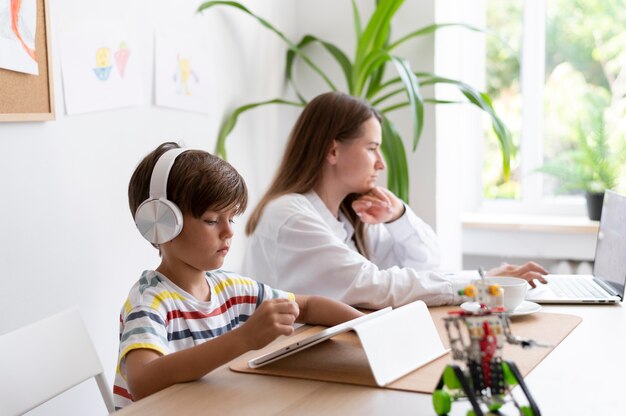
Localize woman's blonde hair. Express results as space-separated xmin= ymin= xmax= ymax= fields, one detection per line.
xmin=246 ymin=92 xmax=381 ymax=258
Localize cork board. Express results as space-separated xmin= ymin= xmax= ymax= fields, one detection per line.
xmin=230 ymin=306 xmax=582 ymax=393
xmin=0 ymin=0 xmax=55 ymax=122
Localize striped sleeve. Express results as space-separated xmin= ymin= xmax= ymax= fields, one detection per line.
xmin=210 ymin=270 xmax=295 ymax=303
xmin=117 ymin=306 xmax=169 ymax=375
xmin=261 ymin=283 xmax=295 ymax=302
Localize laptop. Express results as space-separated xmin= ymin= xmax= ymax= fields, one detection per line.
xmin=526 ymin=190 xmax=626 ymax=304
xmin=248 ymin=306 xmax=392 ymax=368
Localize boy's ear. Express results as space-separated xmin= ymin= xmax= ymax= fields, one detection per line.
xmin=326 ymin=140 xmax=340 ymax=165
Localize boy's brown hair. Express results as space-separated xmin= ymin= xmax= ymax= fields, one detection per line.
xmin=129 ymin=142 xmax=248 ymax=224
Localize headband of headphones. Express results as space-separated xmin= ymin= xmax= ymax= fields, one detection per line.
xmin=148 ymin=148 xmax=188 ymax=199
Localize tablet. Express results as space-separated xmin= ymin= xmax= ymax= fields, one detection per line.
xmin=248 ymin=307 xmax=392 ymax=368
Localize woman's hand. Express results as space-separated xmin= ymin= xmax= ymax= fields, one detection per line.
xmin=351 ymin=187 xmax=405 ymax=224
xmin=486 ymin=261 xmax=548 ymax=288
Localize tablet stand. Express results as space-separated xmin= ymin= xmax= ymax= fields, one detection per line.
xmin=352 ymin=300 xmax=448 ymax=386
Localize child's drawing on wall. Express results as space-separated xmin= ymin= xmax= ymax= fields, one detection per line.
xmin=155 ymin=25 xmax=213 ymax=115
xmin=60 ymin=20 xmax=144 ymax=114
xmin=0 ymin=0 xmax=38 ymax=74
xmin=173 ymin=54 xmax=199 ymax=96
xmin=93 ymin=42 xmax=131 ymax=81
xmin=93 ymin=46 xmax=112 ymax=81
xmin=115 ymin=42 xmax=130 ymax=78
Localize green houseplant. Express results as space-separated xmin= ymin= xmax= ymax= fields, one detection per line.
xmin=536 ymin=111 xmax=623 ymax=220
xmin=198 ymin=0 xmax=513 ymax=202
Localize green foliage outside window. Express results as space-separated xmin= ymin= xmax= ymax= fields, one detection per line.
xmin=484 ymin=0 xmax=626 ymax=199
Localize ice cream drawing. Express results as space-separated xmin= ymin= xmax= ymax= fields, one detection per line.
xmin=93 ymin=46 xmax=112 ymax=81
xmin=115 ymin=42 xmax=130 ymax=78
xmin=173 ymin=54 xmax=199 ymax=96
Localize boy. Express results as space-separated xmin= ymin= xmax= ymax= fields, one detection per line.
xmin=113 ymin=142 xmax=363 ymax=409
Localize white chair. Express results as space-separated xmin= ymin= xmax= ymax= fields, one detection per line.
xmin=0 ymin=308 xmax=115 ymax=415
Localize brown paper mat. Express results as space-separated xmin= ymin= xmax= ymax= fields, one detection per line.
xmin=230 ymin=306 xmax=581 ymax=393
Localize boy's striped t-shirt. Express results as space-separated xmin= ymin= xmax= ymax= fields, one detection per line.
xmin=113 ymin=269 xmax=295 ymax=410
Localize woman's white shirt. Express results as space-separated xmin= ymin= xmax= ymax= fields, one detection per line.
xmin=242 ymin=192 xmax=466 ymax=308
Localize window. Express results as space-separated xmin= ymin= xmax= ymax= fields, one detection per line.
xmin=482 ymin=0 xmax=626 ymax=215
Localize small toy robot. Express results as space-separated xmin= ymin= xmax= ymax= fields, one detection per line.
xmin=432 ymin=276 xmax=547 ymax=416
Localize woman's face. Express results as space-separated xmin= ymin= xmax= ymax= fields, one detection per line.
xmin=332 ymin=116 xmax=385 ymax=194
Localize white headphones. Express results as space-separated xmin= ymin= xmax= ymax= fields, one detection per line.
xmin=134 ymin=148 xmax=190 ymax=244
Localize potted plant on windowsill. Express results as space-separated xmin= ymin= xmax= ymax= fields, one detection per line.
xmin=536 ymin=112 xmax=622 ymax=221
xmin=197 ymin=0 xmax=513 ymax=202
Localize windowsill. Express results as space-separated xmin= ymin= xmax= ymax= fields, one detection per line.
xmin=461 ymin=213 xmax=599 ymax=234
xmin=461 ymin=213 xmax=598 ymax=261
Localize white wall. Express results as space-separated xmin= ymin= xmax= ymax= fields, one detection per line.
xmin=433 ymin=0 xmax=487 ymax=270
xmin=0 ymin=0 xmax=295 ymax=414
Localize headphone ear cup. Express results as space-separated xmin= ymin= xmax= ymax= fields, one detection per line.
xmin=134 ymin=198 xmax=184 ymax=244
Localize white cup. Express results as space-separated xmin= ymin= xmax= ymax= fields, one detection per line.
xmin=473 ymin=276 xmax=528 ymax=311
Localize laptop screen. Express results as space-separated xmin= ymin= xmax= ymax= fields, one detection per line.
xmin=593 ymin=190 xmax=626 ymax=297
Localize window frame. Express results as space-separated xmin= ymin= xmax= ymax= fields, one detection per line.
xmin=472 ymin=0 xmax=588 ymax=217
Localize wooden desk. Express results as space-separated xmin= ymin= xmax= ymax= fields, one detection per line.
xmin=116 ymin=304 xmax=625 ymax=415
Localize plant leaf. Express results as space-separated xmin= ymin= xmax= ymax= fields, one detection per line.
xmin=370 ymin=87 xmax=404 ymax=106
xmin=389 ymin=22 xmax=487 ymax=51
xmin=353 ymin=0 xmax=404 ymax=92
xmin=197 ymin=1 xmax=337 ymax=91
xmin=368 ymin=71 xmax=440 ymax=101
xmin=215 ymin=98 xmax=304 ymax=159
xmin=535 ymin=152 xmax=591 ymax=193
xmin=286 ymin=35 xmax=353 ymax=97
xmin=366 ymin=66 xmax=388 ymax=99
xmin=380 ymin=116 xmax=409 ymax=202
xmin=424 ymin=98 xmax=463 ymax=104
xmin=355 ymin=0 xmax=402 ymax=58
xmin=364 ymin=1 xmax=393 ymax=99
xmin=420 ymin=76 xmax=512 ymax=179
xmin=388 ymin=56 xmax=424 ymax=151
xmin=351 ymin=0 xmax=362 ymax=40
xmin=354 ymin=50 xmax=390 ymax=94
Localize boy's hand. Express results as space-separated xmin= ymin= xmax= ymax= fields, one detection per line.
xmin=241 ymin=298 xmax=300 ymax=350
xmin=352 ymin=187 xmax=404 ymax=224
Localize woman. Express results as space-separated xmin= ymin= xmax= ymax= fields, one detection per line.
xmin=242 ymin=92 xmax=546 ymax=308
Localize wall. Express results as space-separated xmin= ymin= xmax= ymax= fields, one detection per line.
xmin=0 ymin=0 xmax=295 ymax=414
xmin=433 ymin=0 xmax=487 ymax=270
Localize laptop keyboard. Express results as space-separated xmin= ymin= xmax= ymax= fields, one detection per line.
xmin=548 ymin=275 xmax=611 ymax=299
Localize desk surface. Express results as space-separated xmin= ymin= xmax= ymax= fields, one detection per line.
xmin=116 ymin=304 xmax=625 ymax=416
